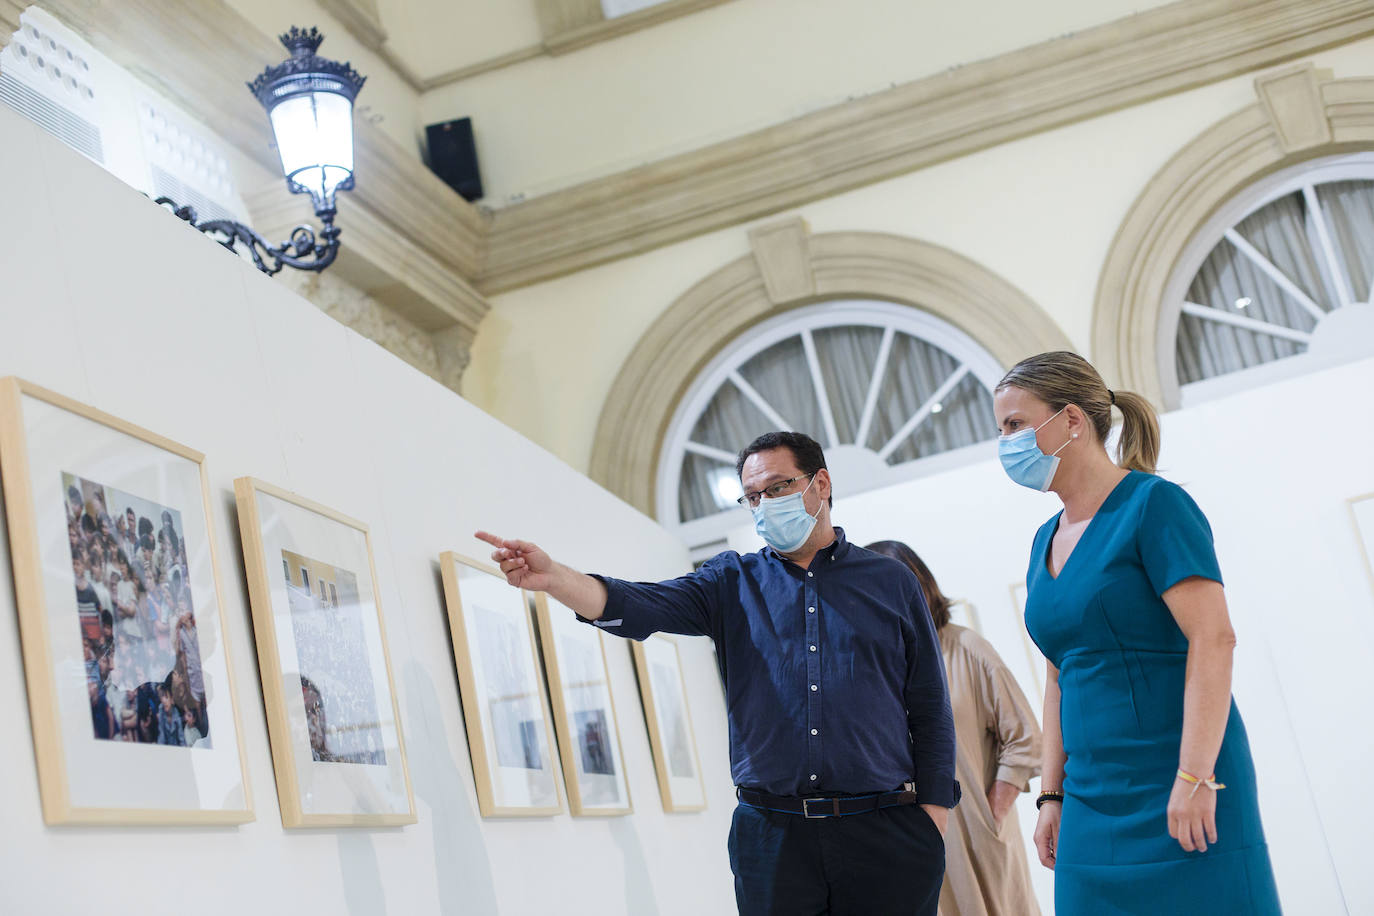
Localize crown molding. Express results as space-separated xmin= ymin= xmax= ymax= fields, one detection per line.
xmin=478 ymin=0 xmax=1374 ymax=294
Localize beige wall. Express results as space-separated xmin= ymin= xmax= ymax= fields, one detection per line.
xmin=419 ymin=0 xmax=1176 ymax=203
xmin=462 ymin=36 xmax=1374 ymax=474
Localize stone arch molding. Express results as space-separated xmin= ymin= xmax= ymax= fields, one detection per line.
xmin=588 ymin=223 xmax=1073 ymax=518
xmin=1093 ymin=66 xmax=1374 ymax=409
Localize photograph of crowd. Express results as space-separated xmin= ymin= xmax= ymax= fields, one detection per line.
xmin=473 ymin=604 xmax=545 ymax=771
xmin=64 ymin=472 xmax=211 ymax=749
xmin=651 ymin=660 xmax=695 ymax=780
xmin=282 ymin=549 xmax=387 ymax=766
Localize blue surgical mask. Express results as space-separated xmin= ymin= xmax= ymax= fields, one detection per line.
xmin=752 ymin=475 xmax=820 ymax=553
xmin=998 ymin=407 xmax=1072 ymax=492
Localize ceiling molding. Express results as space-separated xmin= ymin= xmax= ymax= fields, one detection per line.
xmin=538 ymin=0 xmax=734 ymax=57
xmin=4 ymin=0 xmax=490 ymax=348
xmin=478 ymin=0 xmax=1374 ymax=294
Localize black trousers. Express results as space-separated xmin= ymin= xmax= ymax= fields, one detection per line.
xmin=728 ymin=801 xmax=944 ymax=916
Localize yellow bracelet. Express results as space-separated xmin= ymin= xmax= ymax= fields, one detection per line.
xmin=1176 ymin=768 xmax=1225 ymax=797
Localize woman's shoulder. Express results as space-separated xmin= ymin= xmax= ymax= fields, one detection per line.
xmin=942 ymin=623 xmax=1010 ymax=669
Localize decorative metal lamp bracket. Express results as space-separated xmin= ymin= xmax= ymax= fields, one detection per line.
xmin=156 ymin=26 xmax=362 ymax=276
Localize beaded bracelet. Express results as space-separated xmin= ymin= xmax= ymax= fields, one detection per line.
xmin=1176 ymin=769 xmax=1225 ymax=798
xmin=1035 ymin=790 xmax=1064 ymax=809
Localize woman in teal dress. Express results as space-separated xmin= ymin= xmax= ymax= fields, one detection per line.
xmin=992 ymin=351 xmax=1281 ymax=915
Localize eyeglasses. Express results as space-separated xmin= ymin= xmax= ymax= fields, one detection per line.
xmin=737 ymin=473 xmax=816 ymax=508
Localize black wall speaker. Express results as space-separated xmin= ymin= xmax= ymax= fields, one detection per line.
xmin=425 ymin=118 xmax=483 ymax=202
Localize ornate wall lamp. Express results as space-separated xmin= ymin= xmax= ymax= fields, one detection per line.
xmin=158 ymin=27 xmax=366 ymax=275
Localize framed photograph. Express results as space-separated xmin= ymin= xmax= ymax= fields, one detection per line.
xmin=1009 ymin=581 xmax=1044 ymax=697
xmin=631 ymin=635 xmax=706 ymax=812
xmin=1349 ymin=493 xmax=1374 ymax=597
xmin=234 ymin=477 xmax=415 ymax=827
xmin=534 ymin=594 xmax=632 ymax=816
xmin=0 ymin=377 xmax=252 ymax=824
xmin=947 ymin=597 xmax=983 ymax=634
xmin=439 ymin=552 xmax=562 ymax=817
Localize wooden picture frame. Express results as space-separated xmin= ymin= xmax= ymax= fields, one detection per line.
xmin=1009 ymin=581 xmax=1045 ymax=698
xmin=234 ymin=477 xmax=415 ymax=827
xmin=0 ymin=377 xmax=252 ymax=824
xmin=1348 ymin=492 xmax=1374 ymax=598
xmin=533 ymin=593 xmax=632 ymax=816
xmin=439 ymin=551 xmax=563 ymax=817
xmin=631 ymin=635 xmax=706 ymax=812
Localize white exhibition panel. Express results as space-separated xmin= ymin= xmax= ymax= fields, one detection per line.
xmin=729 ymin=355 xmax=1374 ymax=915
xmin=0 ymin=103 xmax=734 ymax=915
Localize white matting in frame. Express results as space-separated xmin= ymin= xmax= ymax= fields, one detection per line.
xmin=440 ymin=552 xmax=563 ymax=817
xmin=632 ymin=635 xmax=706 ymax=813
xmin=535 ymin=594 xmax=632 ymax=816
xmin=234 ymin=478 xmax=415 ymax=827
xmin=0 ymin=378 xmax=252 ymax=824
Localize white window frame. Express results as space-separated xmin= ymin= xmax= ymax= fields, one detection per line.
xmin=1160 ymin=152 xmax=1374 ymax=408
xmin=658 ymin=300 xmax=1005 ymax=550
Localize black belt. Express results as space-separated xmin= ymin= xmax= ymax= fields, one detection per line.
xmin=736 ymin=784 xmax=919 ymax=818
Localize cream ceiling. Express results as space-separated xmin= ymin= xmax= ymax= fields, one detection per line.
xmin=374 ymin=0 xmax=541 ymax=80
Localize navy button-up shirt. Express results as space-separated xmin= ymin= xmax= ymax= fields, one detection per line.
xmin=584 ymin=528 xmax=958 ymax=805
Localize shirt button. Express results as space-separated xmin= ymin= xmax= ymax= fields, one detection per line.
xmin=808 ymin=606 xmax=815 ymax=614
xmin=806 ymin=571 xmax=813 ymax=578
xmin=809 ymin=645 xmax=817 ymax=652
xmin=811 ymin=728 xmax=818 ymax=736
xmin=810 ymin=774 xmax=818 ymax=781
xmin=810 ymin=684 xmax=818 ymax=691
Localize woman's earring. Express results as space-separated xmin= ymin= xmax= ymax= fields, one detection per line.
xmin=1071 ymin=433 xmax=1078 ymax=438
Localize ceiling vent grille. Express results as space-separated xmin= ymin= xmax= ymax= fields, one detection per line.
xmin=1 ymin=7 xmax=249 ymax=225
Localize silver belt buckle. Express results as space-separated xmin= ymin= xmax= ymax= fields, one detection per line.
xmin=802 ymin=797 xmax=830 ymax=818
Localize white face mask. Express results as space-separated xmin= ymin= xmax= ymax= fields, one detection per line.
xmin=997 ymin=406 xmax=1072 ymax=491
xmin=751 ymin=475 xmax=821 ymax=553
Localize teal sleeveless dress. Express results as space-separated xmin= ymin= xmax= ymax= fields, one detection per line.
xmin=1023 ymin=471 xmax=1281 ymax=915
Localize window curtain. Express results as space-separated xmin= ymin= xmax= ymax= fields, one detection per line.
xmin=678 ymin=328 xmax=996 ymax=522
xmin=1177 ymin=181 xmax=1374 ymax=385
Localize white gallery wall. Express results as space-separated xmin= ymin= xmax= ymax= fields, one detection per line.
xmin=0 ymin=103 xmax=736 ymax=915
xmin=729 ymin=355 xmax=1374 ymax=915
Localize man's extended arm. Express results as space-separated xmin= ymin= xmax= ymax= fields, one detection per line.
xmin=475 ymin=531 xmax=718 ymax=639
xmin=476 ymin=531 xmax=608 ymax=619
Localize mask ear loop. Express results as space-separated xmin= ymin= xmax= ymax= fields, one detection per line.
xmin=1041 ymin=406 xmax=1074 ymax=458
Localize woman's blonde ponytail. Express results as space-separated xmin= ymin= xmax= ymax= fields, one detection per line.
xmin=1111 ymin=389 xmax=1159 ymax=473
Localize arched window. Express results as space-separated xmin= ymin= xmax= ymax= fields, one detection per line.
xmin=1164 ymin=153 xmax=1374 ymax=402
xmin=659 ymin=301 xmax=1003 ymax=550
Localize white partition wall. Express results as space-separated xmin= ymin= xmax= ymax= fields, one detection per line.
xmin=730 ymin=357 xmax=1374 ymax=915
xmin=0 ymin=103 xmax=735 ymax=915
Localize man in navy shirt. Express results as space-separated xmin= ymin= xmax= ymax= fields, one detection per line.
xmin=479 ymin=431 xmax=956 ymax=914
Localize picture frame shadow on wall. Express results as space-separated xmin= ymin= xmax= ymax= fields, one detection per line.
xmin=439 ymin=551 xmax=563 ymax=817
xmin=533 ymin=593 xmax=633 ymax=816
xmin=631 ymin=634 xmax=706 ymax=813
xmin=233 ymin=477 xmax=416 ymax=827
xmin=0 ymin=377 xmax=253 ymax=825
xmin=1348 ymin=493 xmax=1374 ymax=597
xmin=1009 ymin=581 xmax=1045 ymax=699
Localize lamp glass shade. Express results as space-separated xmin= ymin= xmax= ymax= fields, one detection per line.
xmin=269 ymin=91 xmax=355 ymax=206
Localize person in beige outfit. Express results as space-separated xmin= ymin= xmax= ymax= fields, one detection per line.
xmin=867 ymin=540 xmax=1042 ymax=916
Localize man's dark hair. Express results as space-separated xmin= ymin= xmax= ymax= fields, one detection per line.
xmin=735 ymin=431 xmax=833 ymax=507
